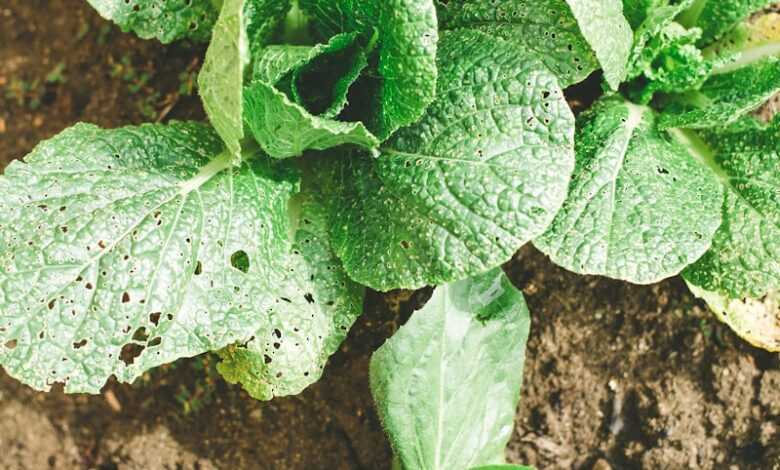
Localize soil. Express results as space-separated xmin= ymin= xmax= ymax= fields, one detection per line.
xmin=0 ymin=1 xmax=779 ymax=469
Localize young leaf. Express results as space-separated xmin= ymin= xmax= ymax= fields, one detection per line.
xmin=0 ymin=122 xmax=353 ymax=396
xmin=198 ymin=0 xmax=291 ymax=163
xmin=564 ymin=0 xmax=634 ymax=90
xmin=216 ymin=193 xmax=364 ymax=400
xmin=299 ymin=0 xmax=438 ymax=139
xmin=370 ymin=268 xmax=531 ymax=470
xmin=243 ymin=34 xmax=379 ymax=159
xmin=86 ymin=0 xmax=219 ymax=43
xmin=687 ymin=282 xmax=780 ymax=352
xmin=436 ymin=0 xmax=600 ymax=87
xmin=678 ymin=0 xmax=774 ymax=45
xmin=626 ymin=22 xmax=711 ymax=104
xmin=658 ymin=57 xmax=780 ymax=129
xmin=534 ymin=97 xmax=723 ymax=284
xmin=319 ymin=30 xmax=575 ymax=291
xmin=675 ymin=120 xmax=780 ymax=299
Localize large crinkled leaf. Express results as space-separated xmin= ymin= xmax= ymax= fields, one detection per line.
xmin=0 ymin=121 xmax=347 ymax=396
xmin=216 ymin=193 xmax=364 ymax=400
xmin=534 ymin=97 xmax=723 ymax=284
xmin=658 ymin=57 xmax=780 ymax=129
xmin=243 ymin=34 xmax=379 ymax=159
xmin=564 ymin=0 xmax=634 ymax=90
xmin=688 ymin=282 xmax=780 ymax=352
xmin=436 ymin=0 xmax=599 ymax=87
xmin=86 ymin=0 xmax=219 ymax=43
xmin=299 ymin=0 xmax=438 ymax=139
xmin=198 ymin=0 xmax=291 ymax=163
xmin=370 ymin=268 xmax=531 ymax=470
xmin=319 ymin=30 xmax=575 ymax=291
xmin=678 ymin=0 xmax=774 ymax=45
xmin=675 ymin=120 xmax=780 ymax=299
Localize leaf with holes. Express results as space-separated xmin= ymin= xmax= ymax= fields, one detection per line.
xmin=86 ymin=0 xmax=220 ymax=43
xmin=436 ymin=0 xmax=600 ymax=88
xmin=564 ymin=0 xmax=634 ymax=90
xmin=0 ymin=122 xmax=359 ymax=397
xmin=534 ymin=96 xmax=723 ymax=284
xmin=370 ymin=268 xmax=531 ymax=470
xmin=318 ymin=29 xmax=575 ymax=291
xmin=675 ymin=117 xmax=780 ymax=300
xmin=243 ymin=33 xmax=379 ymax=159
xmin=658 ymin=58 xmax=780 ymax=129
xmin=216 ymin=192 xmax=365 ymax=400
xmin=688 ymin=282 xmax=780 ymax=352
xmin=299 ymin=0 xmax=438 ymax=139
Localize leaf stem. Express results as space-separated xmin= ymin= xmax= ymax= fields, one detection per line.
xmin=178 ymin=150 xmax=233 ymax=195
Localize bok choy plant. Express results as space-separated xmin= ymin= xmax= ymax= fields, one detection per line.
xmin=1 ymin=0 xmax=778 ymax=468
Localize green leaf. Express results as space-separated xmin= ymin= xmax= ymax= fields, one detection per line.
xmin=675 ymin=120 xmax=780 ymax=299
xmin=0 ymin=122 xmax=355 ymax=397
xmin=244 ymin=0 xmax=292 ymax=56
xmin=370 ymin=268 xmax=531 ymax=470
xmin=198 ymin=0 xmax=290 ymax=163
xmin=319 ymin=30 xmax=575 ymax=291
xmin=625 ymin=0 xmax=696 ymax=78
xmin=198 ymin=0 xmax=251 ymax=163
xmin=534 ymin=97 xmax=723 ymax=284
xmin=251 ymin=30 xmax=373 ymax=119
xmin=658 ymin=57 xmax=780 ymax=129
xmin=299 ymin=0 xmax=438 ymax=139
xmin=86 ymin=0 xmax=219 ymax=43
xmin=704 ymin=11 xmax=780 ymax=72
xmin=216 ymin=192 xmax=365 ymax=400
xmin=436 ymin=0 xmax=600 ymax=87
xmin=678 ymin=0 xmax=774 ymax=45
xmin=243 ymin=34 xmax=379 ymax=159
xmin=622 ymin=0 xmax=661 ymax=30
xmin=564 ymin=0 xmax=634 ymax=90
xmin=687 ymin=282 xmax=780 ymax=352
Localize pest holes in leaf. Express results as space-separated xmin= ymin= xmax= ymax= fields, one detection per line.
xmin=47 ymin=299 xmax=56 ymax=310
xmin=72 ymin=339 xmax=87 ymax=350
xmin=85 ymin=282 xmax=93 ymax=290
xmin=400 ymin=240 xmax=411 ymax=249
xmin=120 ymin=343 xmax=144 ymax=365
xmin=304 ymin=293 xmax=315 ymax=304
xmin=657 ymin=167 xmax=670 ymax=175
xmin=132 ymin=327 xmax=149 ymax=342
xmin=273 ymin=328 xmax=282 ymax=339
xmin=4 ymin=339 xmax=16 ymax=350
xmin=230 ymin=250 xmax=250 ymax=273
xmin=121 ymin=292 xmax=130 ymax=303
xmin=194 ymin=260 xmax=203 ymax=275
xmin=264 ymin=354 xmax=272 ymax=364
xmin=148 ymin=337 xmax=161 ymax=347
xmin=149 ymin=312 xmax=161 ymax=326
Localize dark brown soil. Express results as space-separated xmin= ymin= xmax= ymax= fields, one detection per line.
xmin=1 ymin=1 xmax=779 ymax=469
